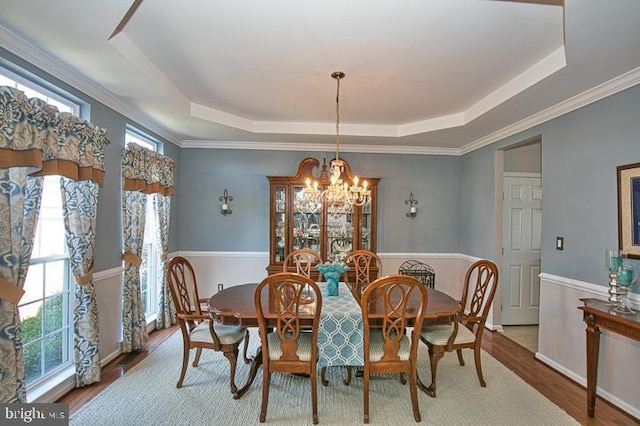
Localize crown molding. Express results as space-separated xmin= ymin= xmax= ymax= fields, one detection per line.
xmin=461 ymin=65 xmax=640 ymax=154
xmin=0 ymin=25 xmax=182 ymax=146
xmin=180 ymin=140 xmax=461 ymax=156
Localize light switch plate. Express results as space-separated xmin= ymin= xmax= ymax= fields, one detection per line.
xmin=556 ymin=237 xmax=564 ymax=250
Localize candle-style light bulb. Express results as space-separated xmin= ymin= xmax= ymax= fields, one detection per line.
xmin=306 ymin=178 xmax=311 ymax=188
xmin=354 ymin=176 xmax=359 ymax=186
xmin=313 ymin=180 xmax=318 ymax=190
xmin=363 ymin=180 xmax=368 ymax=189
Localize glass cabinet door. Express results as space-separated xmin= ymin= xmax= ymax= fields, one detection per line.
xmin=360 ymin=201 xmax=372 ymax=251
xmin=292 ymin=187 xmax=322 ymax=253
xmin=274 ymin=186 xmax=286 ymax=263
xmin=326 ymin=204 xmax=354 ymax=262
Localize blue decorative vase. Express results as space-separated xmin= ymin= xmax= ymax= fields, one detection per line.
xmin=316 ymin=262 xmax=349 ymax=296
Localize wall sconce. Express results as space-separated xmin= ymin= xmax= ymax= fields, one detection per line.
xmin=405 ymin=193 xmax=418 ymax=219
xmin=219 ymin=189 xmax=233 ymax=216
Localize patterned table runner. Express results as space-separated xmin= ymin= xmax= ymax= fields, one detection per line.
xmin=317 ymin=282 xmax=364 ymax=368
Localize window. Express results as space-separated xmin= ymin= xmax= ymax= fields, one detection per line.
xmin=2 ymin=67 xmax=79 ymax=388
xmin=125 ymin=128 xmax=161 ymax=322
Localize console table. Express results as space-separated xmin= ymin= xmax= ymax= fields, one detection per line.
xmin=578 ymin=298 xmax=640 ymax=417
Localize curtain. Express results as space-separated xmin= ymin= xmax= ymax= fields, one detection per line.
xmin=121 ymin=145 xmax=175 ymax=351
xmin=0 ymin=86 xmax=108 ymax=400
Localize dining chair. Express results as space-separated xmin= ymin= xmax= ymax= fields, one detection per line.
xmin=283 ymin=248 xmax=323 ymax=281
xmin=360 ymin=274 xmax=428 ymax=423
xmin=419 ymin=259 xmax=499 ymax=397
xmin=344 ymin=250 xmax=382 ymax=302
xmin=166 ymin=256 xmax=249 ymax=392
xmin=254 ymin=272 xmax=323 ymax=424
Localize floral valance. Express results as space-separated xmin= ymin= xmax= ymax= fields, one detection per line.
xmin=122 ymin=143 xmax=175 ymax=195
xmin=0 ymin=86 xmax=109 ymax=184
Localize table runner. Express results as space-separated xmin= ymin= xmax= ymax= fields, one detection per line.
xmin=317 ymin=282 xmax=364 ymax=368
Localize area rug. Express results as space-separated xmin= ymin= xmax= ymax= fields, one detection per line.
xmin=71 ymin=329 xmax=578 ymax=425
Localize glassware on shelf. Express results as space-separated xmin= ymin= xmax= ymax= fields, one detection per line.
xmin=614 ymin=257 xmax=638 ymax=314
xmin=605 ymin=249 xmax=622 ymax=305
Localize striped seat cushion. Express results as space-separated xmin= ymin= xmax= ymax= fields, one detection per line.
xmin=368 ymin=332 xmax=411 ymax=362
xmin=420 ymin=323 xmax=476 ymax=346
xmin=190 ymin=321 xmax=246 ymax=345
xmin=267 ymin=331 xmax=313 ymax=361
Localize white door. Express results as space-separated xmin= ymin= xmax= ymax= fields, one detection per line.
xmin=502 ymin=174 xmax=542 ymax=325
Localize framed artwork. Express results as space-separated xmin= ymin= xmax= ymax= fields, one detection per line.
xmin=617 ymin=162 xmax=640 ymax=258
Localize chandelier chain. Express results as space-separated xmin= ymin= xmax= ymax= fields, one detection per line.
xmin=335 ymin=74 xmax=340 ymax=162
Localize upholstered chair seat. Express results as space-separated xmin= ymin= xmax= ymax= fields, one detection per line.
xmin=421 ymin=323 xmax=476 ymax=346
xmin=190 ymin=322 xmax=247 ymax=346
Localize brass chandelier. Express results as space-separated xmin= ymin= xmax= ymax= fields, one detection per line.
xmin=302 ymin=71 xmax=371 ymax=213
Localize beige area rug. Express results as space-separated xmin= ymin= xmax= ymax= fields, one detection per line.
xmin=71 ymin=329 xmax=578 ymax=426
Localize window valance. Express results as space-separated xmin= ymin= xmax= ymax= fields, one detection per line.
xmin=122 ymin=143 xmax=175 ymax=195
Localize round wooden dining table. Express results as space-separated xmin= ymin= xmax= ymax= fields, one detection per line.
xmin=208 ymin=282 xmax=461 ymax=399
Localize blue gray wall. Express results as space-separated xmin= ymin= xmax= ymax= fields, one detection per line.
xmin=177 ymin=149 xmax=461 ymax=253
xmin=460 ymin=83 xmax=640 ymax=288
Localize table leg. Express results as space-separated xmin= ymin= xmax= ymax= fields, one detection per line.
xmin=233 ymin=347 xmax=263 ymax=400
xmin=585 ymin=322 xmax=600 ymax=417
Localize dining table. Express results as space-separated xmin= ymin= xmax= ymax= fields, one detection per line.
xmin=208 ymin=281 xmax=461 ymax=399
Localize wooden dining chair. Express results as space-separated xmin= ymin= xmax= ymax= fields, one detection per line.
xmin=254 ymin=272 xmax=323 ymax=424
xmin=283 ymin=248 xmax=323 ymax=281
xmin=166 ymin=256 xmax=249 ymax=392
xmin=419 ymin=259 xmax=499 ymax=397
xmin=344 ymin=250 xmax=382 ymax=302
xmin=361 ymin=275 xmax=428 ymax=424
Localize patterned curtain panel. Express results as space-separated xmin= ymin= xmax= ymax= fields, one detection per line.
xmin=0 ymin=171 xmax=43 ymax=403
xmin=0 ymin=86 xmax=109 ymax=401
xmin=121 ymin=189 xmax=148 ymax=352
xmin=121 ymin=145 xmax=175 ymax=350
xmin=60 ymin=178 xmax=102 ymax=387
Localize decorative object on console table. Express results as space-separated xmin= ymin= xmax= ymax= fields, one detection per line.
xmin=316 ymin=262 xmax=349 ymax=296
xmin=605 ymin=248 xmax=622 ymax=304
xmin=405 ymin=193 xmax=418 ymax=219
xmin=219 ymin=189 xmax=233 ymax=216
xmin=614 ymin=256 xmax=638 ymax=314
xmin=617 ymin=162 xmax=640 ymax=258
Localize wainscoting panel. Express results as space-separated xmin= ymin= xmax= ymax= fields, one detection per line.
xmin=537 ymin=273 xmax=640 ymax=419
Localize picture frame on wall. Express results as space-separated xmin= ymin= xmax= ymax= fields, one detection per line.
xmin=617 ymin=162 xmax=640 ymax=259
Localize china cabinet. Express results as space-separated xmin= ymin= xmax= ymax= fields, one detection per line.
xmin=267 ymin=157 xmax=379 ymax=276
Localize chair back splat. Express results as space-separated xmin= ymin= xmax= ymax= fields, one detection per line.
xmin=254 ymin=272 xmax=322 ymax=424
xmin=344 ymin=250 xmax=382 ymax=302
xmin=361 ymin=274 xmax=428 ymax=423
xmin=283 ymin=248 xmax=323 ymax=281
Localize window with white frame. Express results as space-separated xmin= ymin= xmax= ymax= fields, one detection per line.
xmin=125 ymin=128 xmax=161 ymax=322
xmin=1 ymin=67 xmax=79 ymax=387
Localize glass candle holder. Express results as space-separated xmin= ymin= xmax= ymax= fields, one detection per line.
xmin=605 ymin=249 xmax=622 ymax=304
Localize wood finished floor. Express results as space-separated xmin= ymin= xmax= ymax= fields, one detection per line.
xmin=58 ymin=326 xmax=639 ymax=425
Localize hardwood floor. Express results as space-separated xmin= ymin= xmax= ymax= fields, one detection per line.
xmin=57 ymin=326 xmax=639 ymax=425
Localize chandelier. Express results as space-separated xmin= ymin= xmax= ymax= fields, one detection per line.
xmin=302 ymin=71 xmax=371 ymax=213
